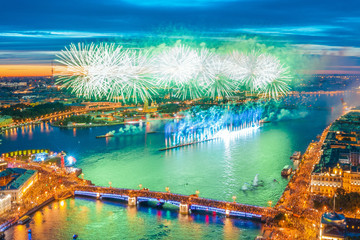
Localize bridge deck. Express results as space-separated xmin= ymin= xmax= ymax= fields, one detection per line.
xmin=74 ymin=185 xmax=276 ymax=218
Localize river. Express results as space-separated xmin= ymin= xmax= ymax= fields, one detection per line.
xmin=2 ymin=92 xmax=359 ymax=239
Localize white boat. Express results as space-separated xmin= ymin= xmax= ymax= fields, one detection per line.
xmin=18 ymin=215 xmax=31 ymax=225
xmin=281 ymin=165 xmax=292 ymax=177
xmin=290 ymin=151 xmax=301 ymax=161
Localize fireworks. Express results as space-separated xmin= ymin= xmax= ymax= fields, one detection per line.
xmin=164 ymin=105 xmax=262 ymax=148
xmin=202 ymin=55 xmax=236 ymax=99
xmin=228 ymin=51 xmax=291 ymax=98
xmin=56 ymin=43 xmax=156 ymax=103
xmin=56 ymin=42 xmax=292 ymax=102
xmin=109 ymin=50 xmax=157 ymax=102
xmin=153 ymin=45 xmax=201 ymax=88
xmin=56 ymin=43 xmax=124 ymax=100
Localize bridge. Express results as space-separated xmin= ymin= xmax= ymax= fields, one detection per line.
xmin=73 ymin=185 xmax=276 ymax=222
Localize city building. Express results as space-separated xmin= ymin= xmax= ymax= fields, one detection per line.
xmin=320 ymin=212 xmax=346 ymax=240
xmin=311 ymin=164 xmax=360 ymax=195
xmin=311 ymin=110 xmax=360 ymax=196
xmin=0 ymin=168 xmax=38 ymax=202
xmin=0 ymin=193 xmax=11 ymax=214
xmin=0 ymin=161 xmax=7 ymax=171
xmin=319 ymin=212 xmax=360 ymax=239
xmin=319 ymin=212 xmax=346 ymax=240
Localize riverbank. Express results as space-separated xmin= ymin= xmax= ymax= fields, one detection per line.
xmin=0 ymin=96 xmax=350 ymax=239
xmin=0 ymin=197 xmax=55 ymax=232
xmin=0 ymin=159 xmax=92 ymax=232
xmin=258 ymin=112 xmax=338 ymax=239
xmin=0 ymin=121 xmax=42 ymax=133
xmin=50 ymin=121 xmax=125 ymax=128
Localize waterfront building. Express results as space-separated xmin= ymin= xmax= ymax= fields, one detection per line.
xmin=0 ymin=168 xmax=38 ymax=202
xmin=311 ymin=164 xmax=360 ymax=195
xmin=311 ymin=110 xmax=360 ymax=196
xmin=311 ymin=164 xmax=343 ymax=196
xmin=0 ymin=161 xmax=7 ymax=171
xmin=0 ymin=194 xmax=11 ymax=214
xmin=143 ymin=101 xmax=158 ymax=113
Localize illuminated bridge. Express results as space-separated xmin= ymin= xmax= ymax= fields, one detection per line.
xmin=73 ymin=185 xmax=276 ymax=222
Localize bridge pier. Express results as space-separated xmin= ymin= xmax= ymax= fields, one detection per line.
xmin=225 ymin=209 xmax=230 ymax=217
xmin=128 ymin=197 xmax=137 ymax=206
xmin=179 ymin=203 xmax=189 ymax=215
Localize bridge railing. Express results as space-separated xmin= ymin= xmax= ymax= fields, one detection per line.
xmin=73 ymin=185 xmax=276 ymax=217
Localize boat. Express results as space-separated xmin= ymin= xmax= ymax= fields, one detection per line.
xmin=96 ymin=130 xmax=115 ymax=139
xmin=18 ymin=215 xmax=31 ymax=225
xmin=259 ymin=120 xmax=271 ymax=124
xmin=290 ymin=151 xmax=301 ymax=161
xmin=281 ymin=165 xmax=292 ymax=177
xmin=146 ymin=131 xmax=157 ymax=134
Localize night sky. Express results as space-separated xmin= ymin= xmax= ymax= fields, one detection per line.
xmin=0 ymin=0 xmax=360 ymax=75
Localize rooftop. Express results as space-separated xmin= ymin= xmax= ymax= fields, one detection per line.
xmin=313 ymin=110 xmax=360 ymax=173
xmin=0 ymin=168 xmax=36 ymax=191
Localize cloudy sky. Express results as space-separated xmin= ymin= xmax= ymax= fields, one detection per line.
xmin=0 ymin=0 xmax=359 ymax=76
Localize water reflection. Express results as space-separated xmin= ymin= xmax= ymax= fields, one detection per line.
xmin=3 ymin=197 xmax=261 ymax=240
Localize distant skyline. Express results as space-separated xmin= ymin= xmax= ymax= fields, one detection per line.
xmin=0 ymin=0 xmax=359 ymax=76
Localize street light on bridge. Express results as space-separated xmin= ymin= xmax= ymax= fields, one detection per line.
xmin=139 ymin=184 xmax=142 ymax=190
xmin=109 ymin=182 xmax=112 ymax=188
xmin=165 ymin=186 xmax=170 ymax=193
xmin=195 ymin=190 xmax=200 ymax=196
xmin=232 ymin=196 xmax=236 ymax=203
xmin=268 ymin=201 xmax=272 ymax=208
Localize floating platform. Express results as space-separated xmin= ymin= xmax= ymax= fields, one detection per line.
xmin=159 ymin=138 xmax=216 ymax=151
xmin=160 ymin=126 xmax=260 ymax=151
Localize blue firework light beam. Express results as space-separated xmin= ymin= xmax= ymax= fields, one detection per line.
xmin=164 ymin=104 xmax=263 ymax=148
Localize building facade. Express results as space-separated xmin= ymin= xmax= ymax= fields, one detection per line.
xmin=0 ymin=168 xmax=38 ymax=202
xmin=0 ymin=194 xmax=11 ymax=214
xmin=311 ymin=165 xmax=360 ymax=196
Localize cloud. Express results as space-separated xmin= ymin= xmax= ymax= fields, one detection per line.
xmin=0 ymin=0 xmax=359 ymax=72
xmin=231 ymin=25 xmax=340 ymax=37
xmin=122 ymin=0 xmax=237 ymax=7
xmin=0 ymin=31 xmax=126 ymax=39
xmin=295 ymin=44 xmax=360 ymax=57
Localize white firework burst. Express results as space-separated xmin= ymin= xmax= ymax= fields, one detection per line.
xmin=227 ymin=51 xmax=248 ymax=87
xmin=202 ymin=55 xmax=236 ymax=99
xmin=56 ymin=43 xmax=156 ymax=103
xmin=229 ymin=51 xmax=291 ymax=98
xmin=152 ymin=45 xmax=201 ymax=88
xmin=259 ymin=78 xmax=291 ymax=99
xmin=56 ymin=42 xmax=292 ymax=102
xmin=173 ymin=48 xmax=215 ymax=100
xmin=56 ymin=43 xmax=126 ymax=99
xmin=111 ymin=50 xmax=157 ymax=103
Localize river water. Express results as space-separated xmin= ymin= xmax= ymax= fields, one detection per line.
xmin=2 ymin=92 xmax=359 ymax=239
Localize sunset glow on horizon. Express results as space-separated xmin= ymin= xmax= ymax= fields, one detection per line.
xmin=0 ymin=64 xmax=359 ymax=78
xmin=0 ymin=65 xmax=52 ymax=77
